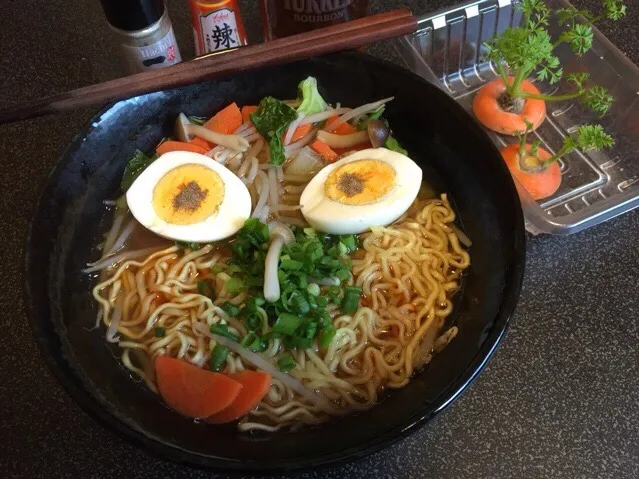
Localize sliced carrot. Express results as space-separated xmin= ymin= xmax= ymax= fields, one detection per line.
xmin=500 ymin=143 xmax=561 ymax=200
xmin=285 ymin=123 xmax=313 ymax=143
xmin=333 ymin=141 xmax=372 ymax=156
xmin=311 ymin=140 xmax=338 ymax=163
xmin=204 ymin=102 xmax=242 ymax=135
xmin=206 ymin=371 xmax=272 ymax=424
xmin=241 ymin=105 xmax=259 ymax=124
xmin=325 ymin=116 xmax=358 ymax=135
xmin=189 ymin=136 xmax=213 ymax=150
xmin=155 ymin=356 xmax=242 ymax=419
xmin=156 ymin=140 xmax=209 ymax=155
xmin=473 ymin=77 xmax=546 ymax=135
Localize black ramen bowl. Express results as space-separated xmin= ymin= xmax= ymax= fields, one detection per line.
xmin=25 ymin=52 xmax=525 ymax=472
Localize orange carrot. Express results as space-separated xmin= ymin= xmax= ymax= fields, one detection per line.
xmin=189 ymin=136 xmax=212 ymax=150
xmin=473 ymin=77 xmax=546 ymax=135
xmin=241 ymin=105 xmax=259 ymax=124
xmin=156 ymin=140 xmax=209 ymax=156
xmin=500 ymin=143 xmax=561 ymax=200
xmin=206 ymin=371 xmax=272 ymax=424
xmin=311 ymin=140 xmax=338 ymax=163
xmin=285 ymin=123 xmax=313 ymax=143
xmin=155 ymin=356 xmax=242 ymax=419
xmin=325 ymin=116 xmax=358 ymax=135
xmin=204 ymin=102 xmax=242 ymax=135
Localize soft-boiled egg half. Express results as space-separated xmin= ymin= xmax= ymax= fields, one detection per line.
xmin=126 ymin=151 xmax=251 ymax=242
xmin=300 ymin=148 xmax=422 ymax=234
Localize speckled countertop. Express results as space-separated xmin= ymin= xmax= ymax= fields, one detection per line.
xmin=0 ymin=1 xmax=637 ymax=477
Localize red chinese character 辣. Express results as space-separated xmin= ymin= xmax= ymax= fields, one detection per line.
xmin=167 ymin=45 xmax=176 ymax=61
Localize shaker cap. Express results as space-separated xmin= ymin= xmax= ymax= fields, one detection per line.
xmin=99 ymin=0 xmax=165 ymax=32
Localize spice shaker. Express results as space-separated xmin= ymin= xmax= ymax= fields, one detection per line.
xmin=189 ymin=0 xmax=248 ymax=56
xmin=99 ymin=0 xmax=182 ymax=74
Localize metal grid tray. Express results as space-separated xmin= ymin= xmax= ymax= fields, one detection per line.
xmin=393 ymin=0 xmax=639 ymax=234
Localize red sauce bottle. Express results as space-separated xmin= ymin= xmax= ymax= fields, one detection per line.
xmin=189 ymin=0 xmax=248 ymax=55
xmin=260 ymin=0 xmax=370 ymax=41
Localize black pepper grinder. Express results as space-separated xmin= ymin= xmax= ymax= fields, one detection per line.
xmin=99 ymin=0 xmax=182 ymax=74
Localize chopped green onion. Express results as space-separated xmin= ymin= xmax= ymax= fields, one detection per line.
xmin=244 ymin=312 xmax=262 ymax=331
xmin=334 ymin=268 xmax=351 ymax=282
xmin=261 ymin=331 xmax=280 ymax=341
xmin=154 ymin=327 xmax=166 ymax=338
xmin=280 ymin=259 xmax=303 ymax=271
xmin=303 ymin=227 xmax=316 ymax=237
xmin=273 ymin=313 xmax=303 ymax=335
xmin=340 ymin=235 xmax=357 ymax=253
xmin=315 ymin=295 xmax=329 ymax=308
xmin=240 ymin=332 xmax=265 ymax=352
xmin=197 ymin=280 xmax=214 ymax=300
xmin=175 ymin=241 xmax=201 ymax=250
xmin=342 ymin=285 xmax=363 ymax=314
xmin=318 ymin=325 xmax=336 ymax=348
xmin=277 ymin=354 xmax=297 ymax=372
xmin=211 ymin=264 xmax=223 ymax=274
xmin=209 ymin=344 xmax=228 ymax=371
xmin=291 ymin=294 xmax=310 ymax=315
xmin=227 ymin=264 xmax=244 ymax=275
xmin=306 ymin=283 xmax=320 ymax=296
xmin=220 ymin=301 xmax=240 ymax=317
xmin=210 ymin=324 xmax=239 ymax=341
xmin=226 ymin=277 xmax=245 ymax=295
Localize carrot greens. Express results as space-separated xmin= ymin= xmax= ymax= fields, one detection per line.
xmin=485 ymin=0 xmax=626 ymax=114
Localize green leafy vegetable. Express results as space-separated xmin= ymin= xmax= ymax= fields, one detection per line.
xmin=250 ymin=97 xmax=298 ymax=165
xmin=296 ymin=77 xmax=328 ymax=115
xmin=121 ymin=149 xmax=157 ymax=192
xmin=384 ymin=136 xmax=407 ymax=155
xmin=209 ymin=344 xmax=229 ymax=371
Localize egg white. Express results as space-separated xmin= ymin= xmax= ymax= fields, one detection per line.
xmin=300 ymin=148 xmax=422 ymax=235
xmin=126 ymin=151 xmax=251 ymax=242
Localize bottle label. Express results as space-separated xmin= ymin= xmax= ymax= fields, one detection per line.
xmin=120 ymin=26 xmax=182 ymax=73
xmin=284 ymin=0 xmax=352 ymax=22
xmin=199 ymin=8 xmax=241 ymax=54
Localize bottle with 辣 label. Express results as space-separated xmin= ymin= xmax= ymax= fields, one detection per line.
xmin=189 ymin=0 xmax=248 ymax=55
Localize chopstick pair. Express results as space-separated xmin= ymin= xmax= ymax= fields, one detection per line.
xmin=0 ymin=9 xmax=417 ymax=124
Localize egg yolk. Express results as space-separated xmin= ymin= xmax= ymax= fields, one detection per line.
xmin=324 ymin=160 xmax=396 ymax=206
xmin=152 ymin=164 xmax=225 ymax=225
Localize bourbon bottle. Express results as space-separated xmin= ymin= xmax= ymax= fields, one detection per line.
xmin=260 ymin=0 xmax=370 ymax=41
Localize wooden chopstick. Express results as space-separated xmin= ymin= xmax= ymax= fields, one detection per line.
xmin=0 ymin=9 xmax=416 ymax=124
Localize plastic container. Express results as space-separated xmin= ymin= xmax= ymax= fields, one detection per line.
xmin=393 ymin=0 xmax=639 ymax=234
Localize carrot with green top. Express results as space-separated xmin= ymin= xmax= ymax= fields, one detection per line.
xmin=474 ymin=0 xmax=626 ymax=135
xmin=501 ymin=120 xmax=614 ymax=200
